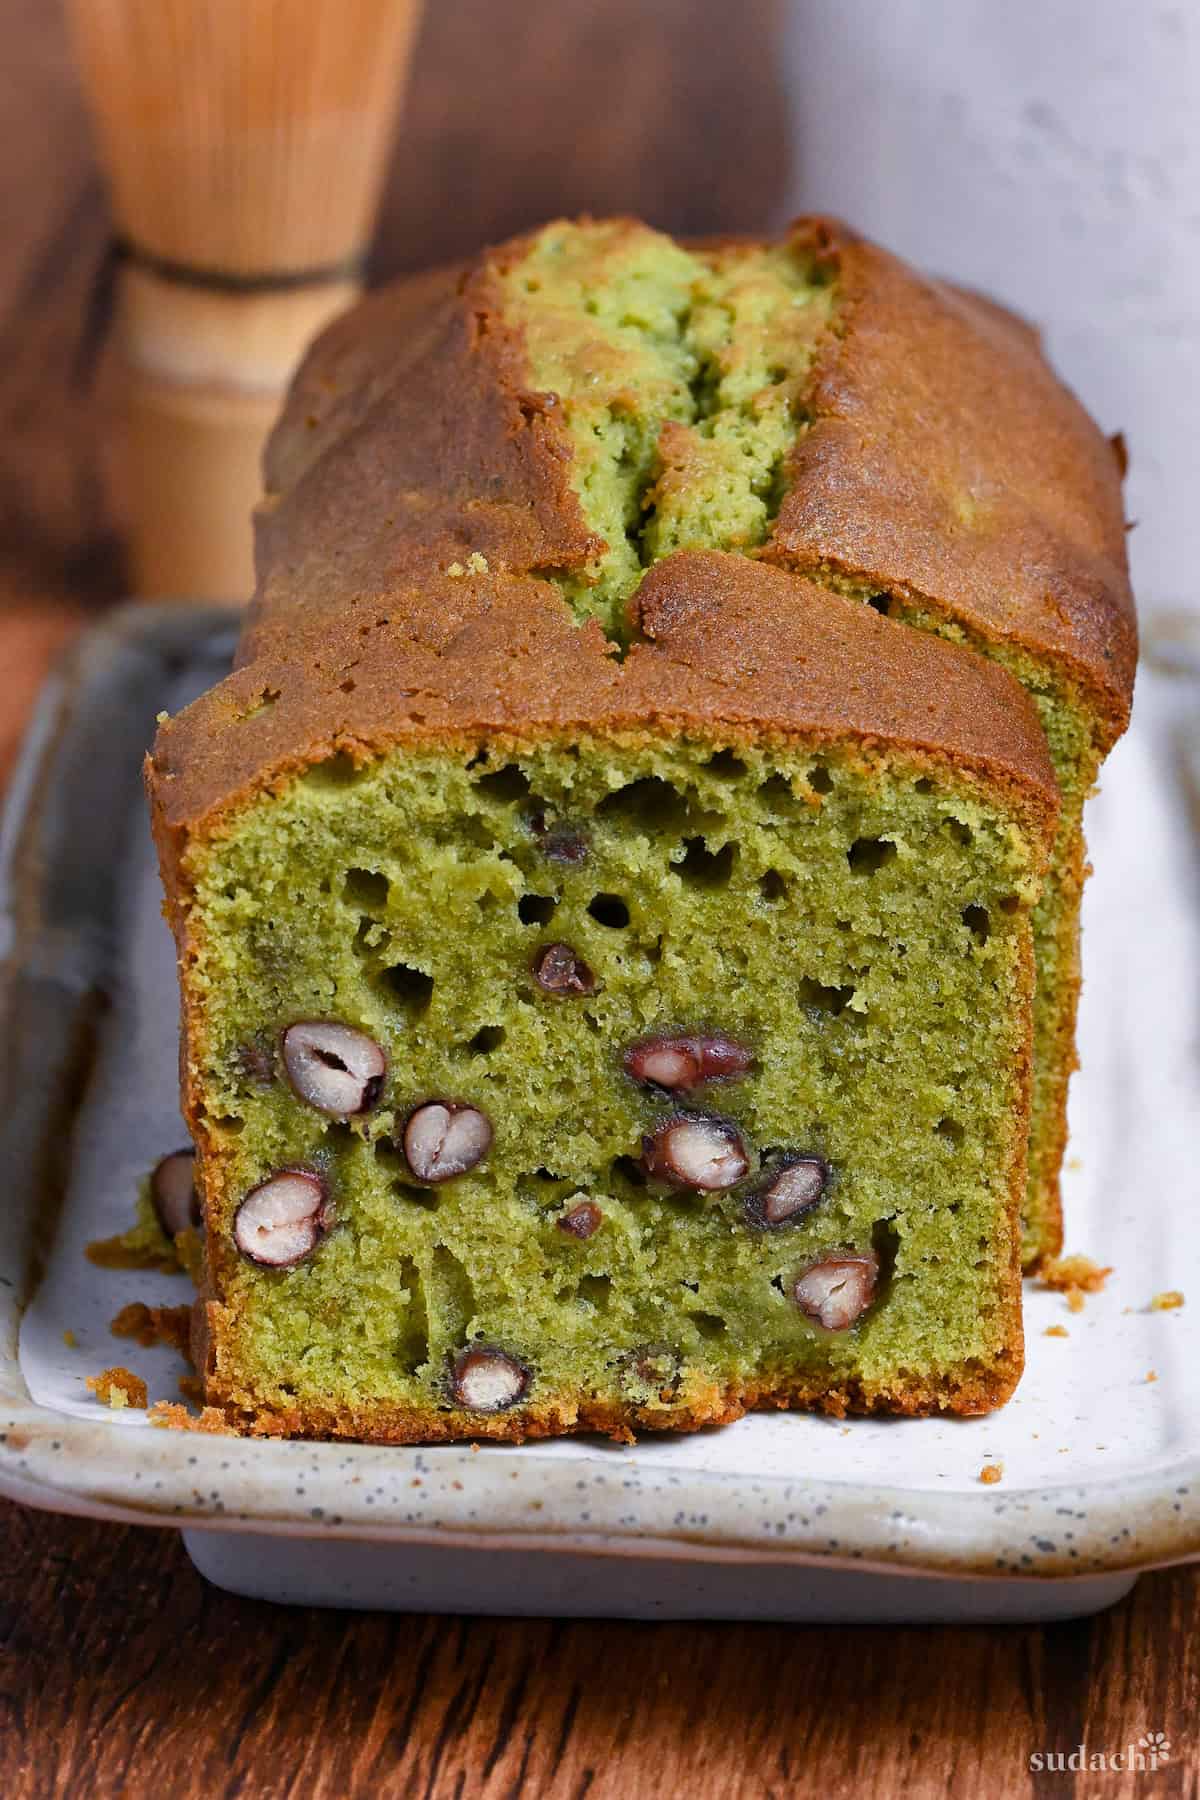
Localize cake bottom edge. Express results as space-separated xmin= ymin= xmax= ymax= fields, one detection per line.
xmin=198 ymin=1347 xmax=1025 ymax=1443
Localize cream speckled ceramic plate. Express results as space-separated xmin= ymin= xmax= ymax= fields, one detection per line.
xmin=0 ymin=606 xmax=1196 ymax=1621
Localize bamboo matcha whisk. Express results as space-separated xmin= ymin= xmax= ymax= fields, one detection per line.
xmin=67 ymin=0 xmax=424 ymax=600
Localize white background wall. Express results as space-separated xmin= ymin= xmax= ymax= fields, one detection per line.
xmin=781 ymin=1 xmax=1200 ymax=614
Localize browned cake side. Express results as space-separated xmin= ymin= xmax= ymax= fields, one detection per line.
xmin=766 ymin=220 xmax=1135 ymax=731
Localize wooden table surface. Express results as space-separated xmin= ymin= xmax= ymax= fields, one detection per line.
xmin=0 ymin=2 xmax=1195 ymax=1794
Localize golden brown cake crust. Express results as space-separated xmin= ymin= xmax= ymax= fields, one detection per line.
xmin=149 ymin=551 xmax=1059 ymax=860
xmin=190 ymin=1296 xmax=1024 ymax=1440
xmin=239 ymin=246 xmax=600 ymax=669
xmin=766 ymin=219 xmax=1137 ymax=740
xmin=245 ymin=215 xmax=1136 ymax=742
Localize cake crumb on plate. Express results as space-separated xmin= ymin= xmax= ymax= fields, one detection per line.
xmin=1151 ymin=1290 xmax=1185 ymax=1312
xmin=86 ymin=1366 xmax=147 ymax=1409
xmin=979 ymin=1463 xmax=1003 ymax=1485
xmin=1037 ymin=1254 xmax=1111 ymax=1316
xmin=1037 ymin=1254 xmax=1112 ymax=1295
xmin=110 ymin=1300 xmax=193 ymax=1356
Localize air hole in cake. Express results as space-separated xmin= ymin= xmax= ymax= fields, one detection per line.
xmin=344 ymin=866 xmax=389 ymax=908
xmin=610 ymin=1154 xmax=648 ymax=1192
xmin=382 ymin=963 xmax=434 ymax=1014
xmin=808 ymin=763 xmax=834 ymax=794
xmin=475 ymin=764 xmax=532 ymax=803
xmin=233 ymin=686 xmax=280 ymax=722
xmin=962 ymin=904 xmax=991 ymax=943
xmin=353 ymin=916 xmax=387 ymax=955
xmin=759 ymin=773 xmax=796 ymax=810
xmin=914 ymin=777 xmax=934 ymax=795
xmin=848 ymin=837 xmax=897 ymax=875
xmin=518 ymin=893 xmax=557 ymax=926
xmin=393 ymin=1181 xmax=439 ymax=1213
xmin=689 ymin=1311 xmax=728 ymax=1340
xmin=945 ymin=818 xmax=973 ymax=846
xmin=461 ymin=814 xmax=500 ymax=850
xmin=597 ymin=776 xmax=689 ymax=834
xmin=340 ymin=678 xmax=356 ymax=695
xmin=798 ymin=976 xmax=856 ymax=1017
xmin=467 ymin=1025 xmax=506 ymax=1055
xmin=429 ymin=1244 xmax=477 ymax=1340
xmin=867 ymin=593 xmax=892 ymax=617
xmin=872 ymin=1217 xmax=902 ymax=1286
xmin=936 ymin=1118 xmax=966 ymax=1148
xmin=577 ymin=1273 xmax=613 ymax=1313
xmin=588 ymin=893 xmax=630 ymax=928
xmin=705 ymin=749 xmax=748 ymax=780
xmin=302 ymin=751 xmax=358 ymax=789
xmin=759 ymin=869 xmax=788 ymax=904
xmin=396 ymin=1255 xmax=430 ymax=1372
xmin=675 ymin=837 xmax=735 ymax=888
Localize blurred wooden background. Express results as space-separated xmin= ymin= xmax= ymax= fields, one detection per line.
xmin=0 ymin=1 xmax=1196 ymax=1794
xmin=0 ymin=0 xmax=789 ymax=783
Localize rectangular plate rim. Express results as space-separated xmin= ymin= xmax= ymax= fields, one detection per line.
xmin=1 ymin=603 xmax=1196 ymax=1583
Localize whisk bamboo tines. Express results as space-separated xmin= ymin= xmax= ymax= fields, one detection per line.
xmin=67 ymin=0 xmax=424 ymax=601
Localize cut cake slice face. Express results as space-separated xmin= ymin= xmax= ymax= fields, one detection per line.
xmin=149 ymin=553 xmax=1058 ymax=1439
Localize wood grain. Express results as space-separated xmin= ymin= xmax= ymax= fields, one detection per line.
xmin=0 ymin=1506 xmax=1196 ymax=1799
xmin=0 ymin=0 xmax=1196 ymax=1795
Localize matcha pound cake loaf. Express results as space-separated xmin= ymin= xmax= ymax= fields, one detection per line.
xmin=146 ymin=213 xmax=1126 ymax=1442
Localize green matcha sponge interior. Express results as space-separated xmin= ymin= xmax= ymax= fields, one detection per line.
xmin=178 ymin=732 xmax=1042 ymax=1436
